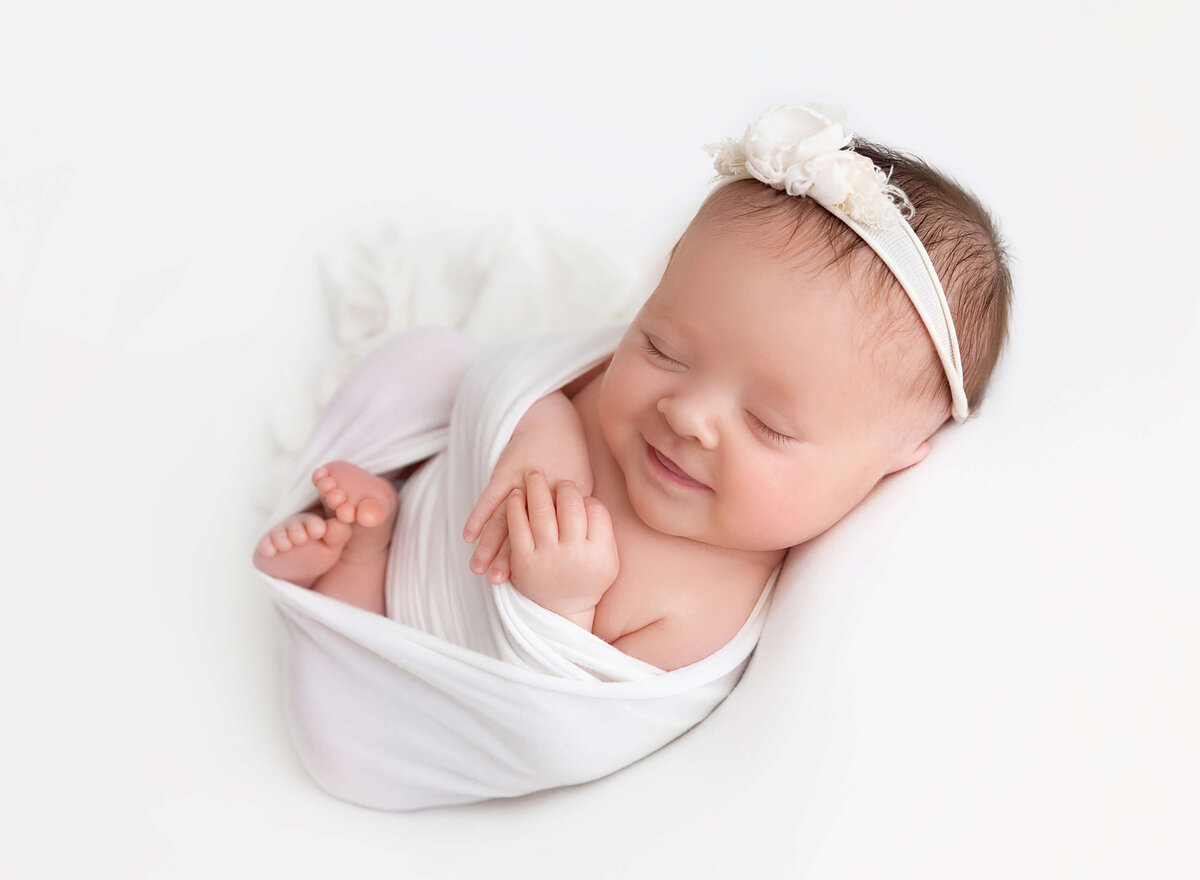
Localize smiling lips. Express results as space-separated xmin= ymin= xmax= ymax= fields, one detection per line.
xmin=646 ymin=442 xmax=710 ymax=490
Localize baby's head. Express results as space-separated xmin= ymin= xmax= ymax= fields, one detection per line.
xmin=597 ymin=110 xmax=1012 ymax=556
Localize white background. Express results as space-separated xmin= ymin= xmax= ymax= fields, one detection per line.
xmin=3 ymin=1 xmax=1197 ymax=878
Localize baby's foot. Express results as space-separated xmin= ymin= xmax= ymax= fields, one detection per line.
xmin=253 ymin=512 xmax=353 ymax=588
xmin=311 ymin=461 xmax=399 ymax=557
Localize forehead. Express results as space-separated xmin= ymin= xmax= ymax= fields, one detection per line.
xmin=645 ymin=224 xmax=886 ymax=410
xmin=653 ymin=223 xmax=866 ymax=351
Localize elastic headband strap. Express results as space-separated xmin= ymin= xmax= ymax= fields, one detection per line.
xmin=823 ymin=203 xmax=969 ymax=423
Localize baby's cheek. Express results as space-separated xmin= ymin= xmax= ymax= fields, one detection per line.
xmin=738 ymin=482 xmax=809 ymax=550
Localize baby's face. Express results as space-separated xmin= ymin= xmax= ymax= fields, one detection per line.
xmin=597 ymin=220 xmax=937 ymax=553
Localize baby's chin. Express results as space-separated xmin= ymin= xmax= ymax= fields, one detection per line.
xmin=616 ymin=468 xmax=700 ymax=538
xmin=616 ymin=461 xmax=667 ymax=525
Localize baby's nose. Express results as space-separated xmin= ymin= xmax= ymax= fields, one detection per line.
xmin=657 ymin=396 xmax=718 ymax=449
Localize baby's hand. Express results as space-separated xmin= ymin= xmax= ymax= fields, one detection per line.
xmin=464 ymin=391 xmax=593 ymax=583
xmin=506 ymin=470 xmax=618 ymax=627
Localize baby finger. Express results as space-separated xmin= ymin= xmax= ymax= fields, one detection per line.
xmin=555 ymin=480 xmax=587 ymax=543
xmin=470 ymin=508 xmax=509 ymax=574
xmin=464 ymin=478 xmax=507 ymax=542
xmin=489 ymin=535 xmax=512 ymax=584
xmin=523 ymin=470 xmax=557 ymax=546
xmin=584 ymin=497 xmax=614 ymax=545
xmin=506 ymin=489 xmax=535 ymax=556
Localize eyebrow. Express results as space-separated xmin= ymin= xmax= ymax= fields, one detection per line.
xmin=641 ymin=300 xmax=703 ymax=340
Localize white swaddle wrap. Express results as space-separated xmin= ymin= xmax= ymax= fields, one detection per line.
xmin=256 ymin=323 xmax=779 ymax=811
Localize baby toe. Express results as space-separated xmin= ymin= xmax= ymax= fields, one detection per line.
xmin=312 ymin=465 xmax=330 ymax=481
xmin=302 ymin=515 xmax=326 ymax=538
xmin=316 ymin=476 xmax=337 ymax=494
xmin=325 ymin=488 xmax=347 ymax=508
xmin=357 ymin=497 xmax=385 ymax=527
xmin=257 ymin=536 xmax=277 ymax=558
xmin=287 ymin=521 xmax=308 ymax=545
xmin=270 ymin=527 xmax=293 ymax=552
xmin=323 ymin=519 xmax=353 ymax=548
xmin=335 ymin=502 xmax=356 ymax=524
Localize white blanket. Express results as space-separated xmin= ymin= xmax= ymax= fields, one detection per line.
xmin=255 ymin=324 xmax=779 ymax=810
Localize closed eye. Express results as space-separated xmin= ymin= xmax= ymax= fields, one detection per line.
xmin=641 ymin=336 xmax=684 ymax=368
xmin=748 ymin=412 xmax=794 ymax=445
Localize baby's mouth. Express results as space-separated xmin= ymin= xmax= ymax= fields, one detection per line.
xmin=646 ymin=442 xmax=710 ymax=490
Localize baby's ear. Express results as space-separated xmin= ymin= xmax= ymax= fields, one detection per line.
xmin=888 ymin=440 xmax=930 ymax=475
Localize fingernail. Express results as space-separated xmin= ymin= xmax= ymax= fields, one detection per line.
xmin=470 ymin=559 xmax=482 ymax=573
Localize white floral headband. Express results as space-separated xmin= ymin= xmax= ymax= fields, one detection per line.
xmin=704 ymin=104 xmax=969 ymax=423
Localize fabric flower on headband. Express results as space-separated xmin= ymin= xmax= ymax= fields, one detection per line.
xmin=704 ymin=103 xmax=912 ymax=227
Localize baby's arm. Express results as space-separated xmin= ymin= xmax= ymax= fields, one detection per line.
xmin=464 ymin=390 xmax=593 ymax=583
xmin=505 ymin=470 xmax=618 ymax=632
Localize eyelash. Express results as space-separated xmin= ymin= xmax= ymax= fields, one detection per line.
xmin=641 ymin=337 xmax=683 ymax=367
xmin=749 ymin=412 xmax=793 ymax=445
xmin=642 ymin=335 xmax=794 ymax=446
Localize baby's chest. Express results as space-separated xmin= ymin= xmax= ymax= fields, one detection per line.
xmin=588 ymin=511 xmax=757 ymax=648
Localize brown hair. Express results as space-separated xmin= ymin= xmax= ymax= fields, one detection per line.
xmin=671 ymin=139 xmax=1014 ymax=424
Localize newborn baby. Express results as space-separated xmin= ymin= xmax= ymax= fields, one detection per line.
xmin=253 ymin=108 xmax=1011 ymax=673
